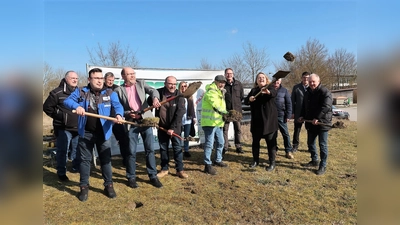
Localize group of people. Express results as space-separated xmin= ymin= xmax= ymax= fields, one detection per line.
xmin=43 ymin=67 xmax=332 ymax=202
xmin=244 ymin=71 xmax=332 ymax=175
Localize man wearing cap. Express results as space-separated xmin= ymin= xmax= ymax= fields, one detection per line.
xmin=200 ymin=75 xmax=229 ymax=175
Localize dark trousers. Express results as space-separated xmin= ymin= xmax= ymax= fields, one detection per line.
xmin=78 ymin=132 xmax=113 ymax=187
xmin=251 ymin=131 xmax=277 ymax=163
xmin=158 ymin=131 xmax=184 ymax=172
xmin=292 ymin=122 xmax=304 ymax=148
xmin=223 ymin=120 xmax=242 ymax=150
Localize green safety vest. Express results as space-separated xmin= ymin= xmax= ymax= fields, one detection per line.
xmin=201 ymin=83 xmax=227 ymax=127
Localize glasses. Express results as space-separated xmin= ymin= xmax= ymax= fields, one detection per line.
xmin=167 ymin=83 xmax=177 ymax=86
xmin=90 ymin=77 xmax=104 ymax=80
xmin=181 ymin=85 xmax=188 ymax=88
xmin=68 ymin=77 xmax=78 ymax=80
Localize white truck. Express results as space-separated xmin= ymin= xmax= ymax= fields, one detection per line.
xmin=86 ymin=64 xmax=236 ymax=155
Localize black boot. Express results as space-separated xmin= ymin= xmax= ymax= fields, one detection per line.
xmin=249 ymin=161 xmax=259 ymax=168
xmin=204 ymin=164 xmax=217 ymax=175
xmin=236 ymin=147 xmax=244 ymax=154
xmin=266 ymin=161 xmax=276 ymax=172
xmin=316 ymin=165 xmax=326 ymax=175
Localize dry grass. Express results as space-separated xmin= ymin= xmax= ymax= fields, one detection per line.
xmin=43 ymin=119 xmax=357 ymax=225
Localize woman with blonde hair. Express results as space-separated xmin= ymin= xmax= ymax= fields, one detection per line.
xmin=244 ymin=72 xmax=278 ymax=171
xmin=178 ymin=81 xmax=197 ymax=158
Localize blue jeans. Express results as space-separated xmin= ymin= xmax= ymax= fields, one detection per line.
xmin=54 ymin=128 xmax=79 ymax=176
xmin=182 ymin=124 xmax=191 ymax=152
xmin=78 ymin=132 xmax=113 ymax=187
xmin=158 ymin=131 xmax=184 ymax=172
xmin=125 ymin=126 xmax=158 ymax=180
xmin=307 ymin=129 xmax=329 ymax=167
xmin=202 ymin=126 xmax=224 ymax=165
xmin=277 ymin=116 xmax=292 ymax=153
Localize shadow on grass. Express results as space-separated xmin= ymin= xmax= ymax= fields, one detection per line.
xmin=42 ymin=166 xmax=105 ymax=200
xmin=43 ymin=157 xmax=134 ymax=200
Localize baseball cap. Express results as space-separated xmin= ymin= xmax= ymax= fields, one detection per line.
xmin=214 ymin=75 xmax=226 ymax=82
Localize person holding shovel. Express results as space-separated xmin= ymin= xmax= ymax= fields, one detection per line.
xmin=298 ymin=73 xmax=333 ymax=175
xmin=178 ymin=81 xmax=197 ymax=158
xmin=149 ymin=76 xmax=188 ymax=179
xmin=244 ymin=72 xmax=278 ymax=171
xmin=201 ymin=75 xmax=229 ymax=175
xmin=113 ymin=67 xmax=163 ymax=189
xmin=64 ymin=68 xmax=124 ymax=202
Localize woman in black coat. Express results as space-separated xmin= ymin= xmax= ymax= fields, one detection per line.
xmin=244 ymin=72 xmax=278 ymax=171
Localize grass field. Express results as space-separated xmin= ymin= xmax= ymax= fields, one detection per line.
xmin=43 ymin=119 xmax=357 ymax=224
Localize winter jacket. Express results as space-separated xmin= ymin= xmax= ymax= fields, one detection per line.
xmin=43 ymin=78 xmax=78 ymax=131
xmin=201 ymin=82 xmax=227 ymax=127
xmin=275 ymin=84 xmax=292 ymax=120
xmin=291 ymin=83 xmax=307 ymax=122
xmin=301 ymin=84 xmax=333 ymax=131
xmin=224 ymin=78 xmax=244 ymax=112
xmin=149 ymin=87 xmax=186 ymax=134
xmin=63 ymin=85 xmax=124 ymax=140
xmin=244 ymin=86 xmax=278 ymax=135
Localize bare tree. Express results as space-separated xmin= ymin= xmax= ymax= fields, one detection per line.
xmin=277 ymin=39 xmax=330 ymax=90
xmin=242 ymin=42 xmax=270 ymax=83
xmin=43 ymin=62 xmax=65 ymax=99
xmin=327 ymin=48 xmax=357 ymax=89
xmin=297 ymin=38 xmax=329 ymax=75
xmin=43 ymin=62 xmax=54 ymax=93
xmin=198 ymin=58 xmax=217 ymax=70
xmin=221 ymin=53 xmax=252 ymax=84
xmin=87 ymin=41 xmax=140 ymax=67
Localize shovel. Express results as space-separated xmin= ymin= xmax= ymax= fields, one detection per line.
xmin=140 ymin=81 xmax=202 ymax=114
xmin=303 ymin=119 xmax=331 ymax=127
xmin=72 ymin=110 xmax=183 ymax=140
xmin=254 ymin=70 xmax=291 ymax=98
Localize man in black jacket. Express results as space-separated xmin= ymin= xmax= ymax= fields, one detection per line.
xmin=151 ymin=76 xmax=188 ymax=179
xmin=291 ymin=71 xmax=310 ymax=152
xmin=223 ymin=68 xmax=244 ymax=154
xmin=299 ymin=73 xmax=333 ymax=175
xmin=43 ymin=71 xmax=80 ymax=181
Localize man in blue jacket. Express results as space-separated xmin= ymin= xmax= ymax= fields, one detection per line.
xmin=64 ymin=68 xmax=124 ymax=202
xmin=273 ymin=78 xmax=294 ymax=159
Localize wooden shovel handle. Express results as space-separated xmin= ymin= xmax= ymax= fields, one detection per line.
xmin=142 ymin=95 xmax=179 ymax=113
xmin=156 ymin=126 xmax=183 ymax=140
xmin=72 ymin=110 xmax=183 ymax=139
xmin=72 ymin=110 xmax=136 ymax=125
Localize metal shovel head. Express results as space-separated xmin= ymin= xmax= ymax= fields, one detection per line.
xmin=181 ymin=81 xmax=202 ymax=98
xmin=272 ymin=70 xmax=291 ymax=79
